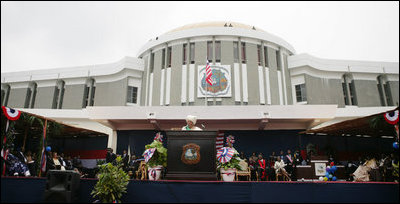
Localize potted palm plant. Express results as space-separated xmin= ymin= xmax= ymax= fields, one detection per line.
xmin=143 ymin=132 xmax=167 ymax=180
xmin=91 ymin=156 xmax=130 ymax=203
xmin=217 ymin=135 xmax=243 ymax=181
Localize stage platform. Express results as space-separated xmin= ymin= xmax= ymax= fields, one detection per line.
xmin=1 ymin=177 xmax=399 ymax=203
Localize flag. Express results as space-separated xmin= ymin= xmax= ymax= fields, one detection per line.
xmin=206 ymin=60 xmax=213 ymax=86
xmin=40 ymin=120 xmax=48 ymax=175
xmin=216 ymin=131 xmax=224 ymax=150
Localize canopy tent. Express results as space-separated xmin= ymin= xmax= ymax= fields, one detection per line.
xmin=300 ymin=107 xmax=399 ymax=137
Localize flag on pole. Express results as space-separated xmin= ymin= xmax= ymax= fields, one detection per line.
xmin=206 ymin=60 xmax=213 ymax=86
xmin=40 ymin=120 xmax=48 ymax=175
xmin=216 ymin=131 xmax=224 ymax=150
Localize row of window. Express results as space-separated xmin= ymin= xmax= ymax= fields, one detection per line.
xmin=149 ymin=41 xmax=282 ymax=73
xmin=1 ymin=80 xmax=138 ymax=108
xmin=294 ymin=75 xmax=394 ymax=106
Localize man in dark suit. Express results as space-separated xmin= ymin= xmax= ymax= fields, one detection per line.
xmin=106 ymin=148 xmax=117 ymax=164
xmin=122 ymin=150 xmax=129 ymax=171
xmin=284 ymin=149 xmax=294 ymax=180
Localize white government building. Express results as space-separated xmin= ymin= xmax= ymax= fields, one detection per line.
xmin=1 ymin=22 xmax=399 ymax=152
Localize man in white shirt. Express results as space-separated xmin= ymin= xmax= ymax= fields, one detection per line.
xmin=182 ymin=115 xmax=202 ymax=131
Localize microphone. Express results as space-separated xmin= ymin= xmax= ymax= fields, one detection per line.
xmin=201 ymin=124 xmax=206 ymax=129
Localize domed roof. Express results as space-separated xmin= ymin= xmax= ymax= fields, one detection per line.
xmin=166 ymin=21 xmax=266 ymax=34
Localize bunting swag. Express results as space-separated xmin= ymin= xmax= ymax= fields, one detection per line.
xmin=384 ymin=110 xmax=399 ymax=125
xmin=2 ymin=106 xmax=21 ymax=121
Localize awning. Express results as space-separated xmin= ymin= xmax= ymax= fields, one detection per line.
xmin=300 ymin=107 xmax=399 ymax=137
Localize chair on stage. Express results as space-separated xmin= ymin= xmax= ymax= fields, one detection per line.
xmin=135 ymin=161 xmax=147 ymax=180
xmin=275 ymin=170 xmax=290 ymax=181
xmin=236 ymin=159 xmax=251 ymax=181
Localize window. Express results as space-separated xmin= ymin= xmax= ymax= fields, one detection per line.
xmin=53 ymin=80 xmax=65 ymax=109
xmin=276 ymin=50 xmax=281 ymax=70
xmin=349 ymin=81 xmax=357 ymax=105
xmin=167 ymin=46 xmax=172 ymax=68
xmin=295 ymin=84 xmax=307 ymax=102
xmin=383 ymin=84 xmax=393 ymax=106
xmin=83 ymin=85 xmax=90 ymax=108
xmin=233 ymin=42 xmax=239 ymax=63
xmin=257 ymin=45 xmax=262 ymax=66
xmin=24 ymin=88 xmax=32 ymax=108
xmin=264 ymin=46 xmax=269 ymax=67
xmin=82 ymin=78 xmax=95 ymax=108
xmin=1 ymin=85 xmax=10 ymax=106
xmin=342 ymin=82 xmax=349 ymax=105
xmin=161 ymin=49 xmax=166 ymax=69
xmin=241 ymin=42 xmax=246 ymax=63
xmin=150 ymin=52 xmax=155 ymax=73
xmin=207 ymin=41 xmax=213 ymax=62
xmin=190 ymin=43 xmax=195 ymax=64
xmin=30 ymin=83 xmax=37 ymax=108
xmin=207 ymin=101 xmax=214 ymax=106
xmin=182 ymin=44 xmax=187 ymax=65
xmin=127 ymin=86 xmax=138 ymax=104
xmin=215 ymin=41 xmax=221 ymax=63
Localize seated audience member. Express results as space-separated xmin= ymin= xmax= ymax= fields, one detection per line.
xmin=46 ymin=151 xmax=56 ymax=172
xmin=6 ymin=152 xmax=31 ymax=176
xmin=250 ymin=152 xmax=258 ymax=163
xmin=248 ymin=157 xmax=257 ymax=181
xmin=52 ymin=152 xmax=66 ymax=170
xmin=26 ymin=151 xmax=36 ymax=177
xmin=257 ymin=154 xmax=267 ymax=181
xmin=240 ymin=152 xmax=247 ymax=162
xmin=269 ymin=151 xmax=277 ymax=162
xmin=352 ymin=157 xmax=378 ymax=182
xmin=274 ymin=157 xmax=291 ymax=181
xmin=284 ymin=149 xmax=294 ymax=179
xmin=128 ymin=155 xmax=140 ymax=178
xmin=15 ymin=147 xmax=27 ymax=165
xmin=122 ymin=150 xmax=129 ymax=171
xmin=393 ymin=154 xmax=399 ymax=182
xmin=65 ymin=155 xmax=74 ymax=170
xmin=279 ymin=150 xmax=284 ymax=160
xmin=106 ymin=148 xmax=117 ymax=164
xmin=73 ymin=155 xmax=83 ymax=170
xmin=267 ymin=157 xmax=276 ymax=181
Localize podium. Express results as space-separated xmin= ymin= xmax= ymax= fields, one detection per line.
xmin=165 ymin=131 xmax=217 ymax=180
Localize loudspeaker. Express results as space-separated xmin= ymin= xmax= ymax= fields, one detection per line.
xmin=43 ymin=170 xmax=81 ymax=203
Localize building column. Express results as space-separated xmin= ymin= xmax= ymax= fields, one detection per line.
xmin=107 ymin=130 xmax=118 ymax=151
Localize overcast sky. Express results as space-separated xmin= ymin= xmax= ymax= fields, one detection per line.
xmin=1 ymin=1 xmax=399 ymax=73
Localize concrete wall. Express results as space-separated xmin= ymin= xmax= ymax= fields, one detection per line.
xmin=283 ymin=54 xmax=293 ymax=105
xmin=194 ymin=41 xmax=207 ymax=106
xmin=94 ymin=78 xmax=128 ymax=106
xmin=7 ymin=88 xmax=28 ymax=108
xmin=170 ymin=44 xmax=183 ymax=106
xmin=141 ymin=55 xmax=149 ymax=106
xmin=245 ymin=43 xmax=260 ymax=105
xmin=352 ymin=80 xmax=381 ymax=107
xmin=220 ymin=41 xmax=235 ymax=105
xmin=304 ymin=74 xmax=345 ymax=107
xmin=34 ymin=86 xmax=56 ymax=109
xmin=267 ymin=47 xmax=280 ymax=105
xmin=62 ymin=84 xmax=86 ymax=109
xmin=151 ymin=49 xmax=162 ymax=106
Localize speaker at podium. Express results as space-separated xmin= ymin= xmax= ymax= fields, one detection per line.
xmin=43 ymin=170 xmax=81 ymax=203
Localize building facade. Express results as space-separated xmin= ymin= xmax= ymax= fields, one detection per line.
xmin=2 ymin=22 xmax=398 ymax=110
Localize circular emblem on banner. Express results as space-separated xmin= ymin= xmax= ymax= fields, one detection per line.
xmin=181 ymin=143 xmax=201 ymax=165
xmin=384 ymin=110 xmax=399 ymax=125
xmin=2 ymin=106 xmax=21 ymax=121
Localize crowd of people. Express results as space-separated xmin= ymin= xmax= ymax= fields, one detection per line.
xmin=105 ymin=148 xmax=144 ymax=179
xmin=239 ymin=149 xmax=303 ymax=181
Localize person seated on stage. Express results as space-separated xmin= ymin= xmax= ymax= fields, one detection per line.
xmin=128 ymin=155 xmax=140 ymax=179
xmin=267 ymin=157 xmax=276 ymax=181
xmin=65 ymin=155 xmax=74 ymax=170
xmin=274 ymin=156 xmax=291 ymax=181
xmin=26 ymin=151 xmax=36 ymax=177
xmin=240 ymin=151 xmax=247 ymax=162
xmin=6 ymin=151 xmax=31 ymax=177
xmin=352 ymin=157 xmax=378 ymax=182
xmin=279 ymin=150 xmax=285 ymax=160
xmin=250 ymin=152 xmax=258 ymax=163
xmin=52 ymin=152 xmax=66 ymax=170
xmin=248 ymin=157 xmax=257 ymax=181
xmin=284 ymin=149 xmax=294 ymax=179
xmin=392 ymin=154 xmax=399 ymax=182
xmin=182 ymin=115 xmax=202 ymax=131
xmin=257 ymin=154 xmax=267 ymax=181
xmin=269 ymin=151 xmax=277 ymax=162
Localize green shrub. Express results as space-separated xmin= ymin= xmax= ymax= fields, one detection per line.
xmin=144 ymin=140 xmax=167 ymax=168
xmin=91 ymin=156 xmax=130 ymax=203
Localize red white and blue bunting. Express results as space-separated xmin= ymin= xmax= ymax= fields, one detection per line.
xmin=143 ymin=148 xmax=156 ymax=163
xmin=384 ymin=110 xmax=399 ymax=125
xmin=154 ymin=132 xmax=163 ymax=142
xmin=226 ymin=135 xmax=235 ymax=145
xmin=2 ymin=106 xmax=21 ymax=121
xmin=216 ymin=147 xmax=235 ymax=164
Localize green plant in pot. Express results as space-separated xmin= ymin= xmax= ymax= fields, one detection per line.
xmin=91 ymin=156 xmax=130 ymax=203
xmin=143 ymin=132 xmax=167 ymax=180
xmin=216 ymin=135 xmax=244 ymax=181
